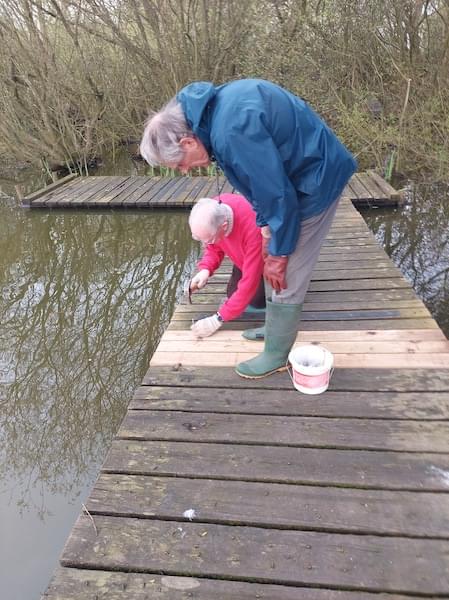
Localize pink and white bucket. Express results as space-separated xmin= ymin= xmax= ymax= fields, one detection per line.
xmin=288 ymin=344 xmax=333 ymax=395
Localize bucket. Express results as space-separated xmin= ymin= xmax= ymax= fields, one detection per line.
xmin=288 ymin=344 xmax=333 ymax=395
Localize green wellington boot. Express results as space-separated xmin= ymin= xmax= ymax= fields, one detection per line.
xmin=236 ymin=300 xmax=303 ymax=378
xmin=242 ymin=324 xmax=265 ymax=340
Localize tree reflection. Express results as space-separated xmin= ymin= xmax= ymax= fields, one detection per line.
xmin=0 ymin=205 xmax=196 ymax=514
xmin=362 ymin=183 xmax=449 ymax=337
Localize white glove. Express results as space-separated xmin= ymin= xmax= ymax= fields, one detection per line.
xmin=191 ymin=314 xmax=222 ymax=338
xmin=190 ymin=269 xmax=210 ymax=292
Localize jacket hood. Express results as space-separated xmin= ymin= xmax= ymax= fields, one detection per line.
xmin=177 ymin=81 xmax=217 ymax=154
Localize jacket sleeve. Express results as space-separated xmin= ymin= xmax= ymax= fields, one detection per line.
xmin=197 ymin=244 xmax=225 ymax=276
xmin=219 ymin=120 xmax=302 ymax=256
xmin=218 ymin=229 xmax=264 ymax=322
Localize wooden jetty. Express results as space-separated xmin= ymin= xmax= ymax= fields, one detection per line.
xmin=24 ymin=170 xmax=401 ymax=209
xmin=42 ymin=197 xmax=449 ymax=599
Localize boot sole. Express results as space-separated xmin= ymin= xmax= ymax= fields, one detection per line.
xmin=235 ymin=365 xmax=288 ymax=379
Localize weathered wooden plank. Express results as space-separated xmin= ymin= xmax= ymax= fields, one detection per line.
xmin=171 ymin=307 xmax=430 ymax=321
xmin=56 ymin=176 xmax=115 ymax=207
xmin=108 ymin=176 xmax=151 ymax=207
xmin=367 ymin=170 xmax=402 ymax=202
xmin=78 ymin=176 xmax=131 ymax=206
xmin=130 ymin=386 xmax=449 ymax=420
xmin=70 ymin=177 xmax=134 ymax=208
xmin=346 ymin=173 xmax=374 ymax=201
xmin=43 ymin=567 xmax=420 ymax=600
xmin=61 ymin=515 xmax=449 ymax=595
xmin=148 ymin=176 xmax=185 ymax=206
xmin=178 ymin=299 xmax=424 ymax=311
xmin=104 ymin=439 xmax=449 ymax=491
xmin=358 ymin=172 xmax=389 ymax=203
xmin=121 ymin=176 xmax=162 ymax=206
xmin=200 ymin=279 xmax=411 ymax=292
xmin=22 ymin=173 xmax=78 ymax=206
xmin=40 ymin=176 xmax=93 ymax=206
xmin=119 ymin=410 xmax=449 ymax=452
xmin=142 ymin=366 xmax=449 ymax=391
xmin=87 ymin=473 xmax=449 ymax=538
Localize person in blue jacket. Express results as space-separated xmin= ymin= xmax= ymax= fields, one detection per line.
xmin=140 ymin=79 xmax=357 ymax=379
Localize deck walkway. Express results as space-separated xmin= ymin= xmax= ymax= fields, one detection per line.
xmin=42 ymin=198 xmax=449 ymax=599
xmin=24 ymin=171 xmax=401 ymax=209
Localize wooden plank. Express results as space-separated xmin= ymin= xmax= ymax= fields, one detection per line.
xmin=60 ymin=514 xmax=449 ymax=595
xmin=58 ymin=176 xmax=121 ymax=207
xmin=152 ymin=351 xmax=449 ymax=369
xmin=89 ymin=176 xmax=136 ymax=205
xmin=167 ymin=318 xmax=439 ymax=331
xmin=87 ymin=473 xmax=449 ymax=538
xmin=171 ymin=307 xmax=430 ymax=321
xmin=162 ymin=328 xmax=447 ymax=342
xmin=104 ymin=439 xmax=449 ymax=491
xmin=67 ymin=176 xmax=128 ymax=206
xmin=43 ymin=567 xmax=421 ymax=600
xmin=148 ymin=176 xmax=185 ymax=206
xmin=347 ymin=173 xmax=374 ymax=201
xmin=22 ymin=173 xmax=78 ymax=206
xmin=368 ymin=170 xmax=402 ymax=202
xmin=142 ymin=367 xmax=449 ymax=391
xmin=119 ymin=410 xmax=449 ymax=452
xmin=165 ymin=176 xmax=198 ymax=207
xmin=177 ymin=299 xmax=424 ymax=311
xmin=107 ymin=176 xmax=151 ymax=207
xmin=156 ymin=339 xmax=448 ymax=356
xmin=39 ymin=176 xmax=93 ymax=207
xmin=121 ymin=176 xmax=162 ymax=206
xmin=130 ymin=386 xmax=449 ymax=420
xmin=358 ymin=172 xmax=389 ymax=202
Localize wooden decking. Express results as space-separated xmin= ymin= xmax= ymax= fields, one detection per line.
xmin=24 ymin=171 xmax=401 ymax=209
xmin=42 ymin=198 xmax=449 ymax=599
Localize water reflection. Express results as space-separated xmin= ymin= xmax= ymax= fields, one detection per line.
xmin=0 ymin=204 xmax=196 ymax=515
xmin=362 ymin=183 xmax=449 ymax=337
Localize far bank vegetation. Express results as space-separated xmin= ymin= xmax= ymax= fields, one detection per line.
xmin=0 ymin=0 xmax=448 ymax=181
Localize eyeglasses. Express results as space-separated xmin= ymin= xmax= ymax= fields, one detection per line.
xmin=192 ymin=231 xmax=218 ymax=245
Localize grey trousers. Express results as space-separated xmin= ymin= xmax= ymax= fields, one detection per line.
xmin=272 ymin=197 xmax=341 ymax=304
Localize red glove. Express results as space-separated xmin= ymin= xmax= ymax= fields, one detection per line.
xmin=264 ymin=255 xmax=288 ymax=292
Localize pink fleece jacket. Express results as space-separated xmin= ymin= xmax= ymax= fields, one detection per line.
xmin=197 ymin=193 xmax=264 ymax=321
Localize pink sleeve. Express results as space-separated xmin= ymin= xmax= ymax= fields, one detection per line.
xmin=197 ymin=244 xmax=225 ymax=275
xmin=218 ymin=230 xmax=264 ymax=322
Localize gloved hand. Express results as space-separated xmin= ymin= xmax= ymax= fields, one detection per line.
xmin=190 ymin=269 xmax=210 ymax=292
xmin=191 ymin=313 xmax=222 ymax=338
xmin=264 ymin=255 xmax=288 ymax=292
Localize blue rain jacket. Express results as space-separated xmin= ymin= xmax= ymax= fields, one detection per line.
xmin=178 ymin=79 xmax=357 ymax=256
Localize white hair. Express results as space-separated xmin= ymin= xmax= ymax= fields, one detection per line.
xmin=189 ymin=198 xmax=229 ymax=235
xmin=139 ymin=98 xmax=193 ymax=165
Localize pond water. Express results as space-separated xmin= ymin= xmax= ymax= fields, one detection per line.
xmin=0 ymin=159 xmax=448 ymax=599
xmin=0 ymin=189 xmax=197 ymax=599
xmin=361 ymin=182 xmax=449 ymax=338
